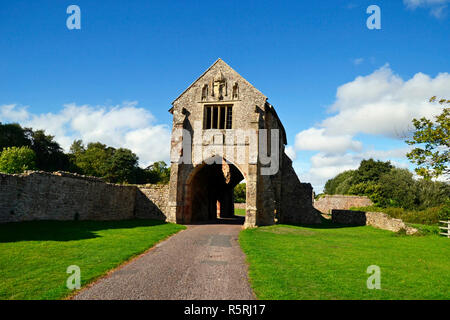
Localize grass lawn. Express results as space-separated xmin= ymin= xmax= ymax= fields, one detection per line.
xmin=239 ymin=222 xmax=450 ymax=300
xmin=235 ymin=208 xmax=246 ymax=216
xmin=0 ymin=220 xmax=185 ymax=300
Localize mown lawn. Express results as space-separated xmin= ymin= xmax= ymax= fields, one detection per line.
xmin=239 ymin=222 xmax=450 ymax=300
xmin=235 ymin=208 xmax=246 ymax=216
xmin=0 ymin=220 xmax=185 ymax=300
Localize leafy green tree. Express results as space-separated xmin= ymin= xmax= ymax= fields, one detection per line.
xmin=234 ymin=183 xmax=246 ymax=203
xmin=106 ymin=148 xmax=139 ymax=184
xmin=72 ymin=142 xmax=115 ymax=178
xmin=352 ymin=159 xmax=393 ymax=184
xmin=25 ymin=129 xmax=72 ymax=172
xmin=0 ymin=146 xmax=36 ymax=174
xmin=0 ymin=123 xmax=30 ymax=151
xmin=378 ymin=168 xmax=417 ymax=209
xmin=406 ymin=97 xmax=449 ymax=180
xmin=143 ymin=161 xmax=171 ymax=184
xmin=324 ymin=170 xmax=355 ymax=195
xmin=415 ymin=179 xmax=450 ymax=210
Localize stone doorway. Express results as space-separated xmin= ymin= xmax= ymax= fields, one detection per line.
xmin=184 ymin=159 xmax=245 ymax=224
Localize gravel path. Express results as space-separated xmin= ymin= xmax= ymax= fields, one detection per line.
xmin=73 ymin=223 xmax=255 ymax=300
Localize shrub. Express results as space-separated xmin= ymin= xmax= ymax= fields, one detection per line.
xmin=438 ymin=199 xmax=450 ymax=221
xmin=0 ymin=146 xmax=36 ymax=174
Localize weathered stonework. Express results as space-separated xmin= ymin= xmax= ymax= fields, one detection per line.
xmin=314 ymin=195 xmax=373 ymax=214
xmin=134 ymin=184 xmax=170 ymax=220
xmin=168 ymin=59 xmax=321 ymax=227
xmin=331 ymin=209 xmax=418 ymax=235
xmin=0 ymin=171 xmax=169 ymax=223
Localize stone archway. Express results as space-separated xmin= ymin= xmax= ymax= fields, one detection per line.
xmin=183 ymin=158 xmax=245 ymax=224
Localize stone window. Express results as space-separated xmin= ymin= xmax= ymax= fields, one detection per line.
xmin=204 ymin=105 xmax=232 ymax=129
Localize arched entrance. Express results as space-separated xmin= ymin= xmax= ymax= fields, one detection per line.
xmin=183 ymin=158 xmax=245 ymax=224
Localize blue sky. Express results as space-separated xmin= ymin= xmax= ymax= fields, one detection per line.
xmin=1 ymin=0 xmax=449 ymax=191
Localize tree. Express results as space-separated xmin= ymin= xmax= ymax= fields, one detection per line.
xmin=324 ymin=170 xmax=355 ymax=195
xmin=143 ymin=161 xmax=171 ymax=184
xmin=0 ymin=123 xmax=30 ymax=151
xmin=378 ymin=168 xmax=417 ymax=209
xmin=234 ymin=183 xmax=246 ymax=203
xmin=406 ymin=97 xmax=449 ymax=180
xmin=106 ymin=148 xmax=139 ymax=184
xmin=0 ymin=146 xmax=36 ymax=174
xmin=352 ymin=159 xmax=393 ymax=184
xmin=72 ymin=142 xmax=115 ymax=178
xmin=25 ymin=129 xmax=72 ymax=172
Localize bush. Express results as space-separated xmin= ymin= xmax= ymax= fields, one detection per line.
xmin=234 ymin=183 xmax=246 ymax=203
xmin=351 ymin=205 xmax=443 ymax=225
xmin=0 ymin=146 xmax=36 ymax=174
xmin=438 ymin=199 xmax=450 ymax=221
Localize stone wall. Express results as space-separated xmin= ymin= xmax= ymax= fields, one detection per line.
xmin=0 ymin=171 xmax=169 ymax=223
xmin=279 ymin=154 xmax=322 ymax=224
xmin=331 ymin=209 xmax=418 ymax=235
xmin=314 ymin=195 xmax=373 ymax=214
xmin=234 ymin=203 xmax=246 ymax=209
xmin=134 ymin=184 xmax=170 ymax=220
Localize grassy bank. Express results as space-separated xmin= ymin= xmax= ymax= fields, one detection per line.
xmin=0 ymin=220 xmax=185 ymax=300
xmin=239 ymin=223 xmax=450 ymax=299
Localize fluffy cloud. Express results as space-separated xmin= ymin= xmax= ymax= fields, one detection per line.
xmin=295 ymin=128 xmax=362 ymax=154
xmin=0 ymin=102 xmax=171 ymax=167
xmin=293 ymin=65 xmax=450 ymax=192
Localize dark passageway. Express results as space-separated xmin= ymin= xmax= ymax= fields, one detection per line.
xmin=186 ymin=160 xmax=245 ymax=225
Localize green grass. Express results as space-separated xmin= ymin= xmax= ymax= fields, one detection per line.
xmin=0 ymin=220 xmax=185 ymax=300
xmin=239 ymin=222 xmax=450 ymax=300
xmin=235 ymin=208 xmax=246 ymax=216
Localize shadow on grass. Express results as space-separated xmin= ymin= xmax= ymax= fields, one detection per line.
xmin=0 ymin=219 xmax=167 ymax=243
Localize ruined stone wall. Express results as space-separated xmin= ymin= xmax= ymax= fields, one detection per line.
xmin=134 ymin=185 xmax=169 ymax=220
xmin=314 ymin=195 xmax=373 ymax=214
xmin=0 ymin=171 xmax=137 ymax=223
xmin=279 ymin=154 xmax=322 ymax=224
xmin=0 ymin=171 xmax=170 ymax=223
xmin=331 ymin=209 xmax=418 ymax=234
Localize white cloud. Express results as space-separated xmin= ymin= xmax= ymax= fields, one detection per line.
xmin=295 ymin=128 xmax=362 ymax=154
xmin=285 ymin=145 xmax=297 ymax=160
xmin=404 ymin=0 xmax=449 ymax=17
xmin=292 ymin=65 xmax=450 ymax=193
xmin=404 ymin=0 xmax=449 ymax=8
xmin=0 ymin=102 xmax=171 ymax=167
xmin=324 ymin=65 xmax=449 ymax=138
xmin=0 ymin=104 xmax=30 ymax=122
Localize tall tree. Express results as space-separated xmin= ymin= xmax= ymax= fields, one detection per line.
xmin=406 ymin=97 xmax=449 ymax=180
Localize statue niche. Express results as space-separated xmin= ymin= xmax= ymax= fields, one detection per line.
xmin=232 ymin=82 xmax=239 ymax=99
xmin=201 ymin=84 xmax=208 ymax=101
xmin=212 ymin=71 xmax=227 ymax=100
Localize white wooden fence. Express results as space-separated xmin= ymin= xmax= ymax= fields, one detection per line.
xmin=439 ymin=220 xmax=450 ymax=238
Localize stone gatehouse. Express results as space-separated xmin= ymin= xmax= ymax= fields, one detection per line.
xmin=0 ymin=59 xmax=322 ymax=227
xmin=166 ymin=59 xmax=321 ymax=228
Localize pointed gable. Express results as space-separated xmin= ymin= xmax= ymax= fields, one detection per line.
xmin=171 ymin=58 xmax=267 ymax=107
